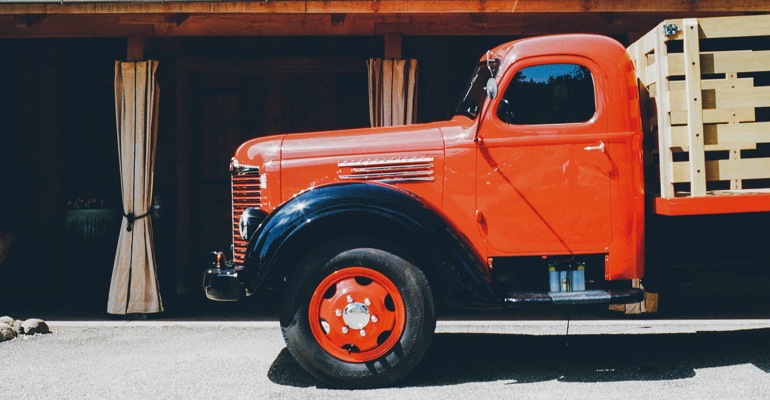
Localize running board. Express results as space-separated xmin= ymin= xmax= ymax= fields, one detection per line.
xmin=503 ymin=289 xmax=645 ymax=306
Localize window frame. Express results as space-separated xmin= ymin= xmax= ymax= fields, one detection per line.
xmin=497 ymin=63 xmax=597 ymax=126
xmin=484 ymin=55 xmax=606 ymax=136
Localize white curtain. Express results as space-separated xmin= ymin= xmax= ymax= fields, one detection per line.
xmin=367 ymin=58 xmax=418 ymax=127
xmin=107 ymin=60 xmax=163 ymax=315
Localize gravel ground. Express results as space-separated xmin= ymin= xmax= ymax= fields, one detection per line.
xmin=2 ymin=321 xmax=770 ymax=400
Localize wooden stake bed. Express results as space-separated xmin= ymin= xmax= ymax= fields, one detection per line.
xmin=628 ymin=15 xmax=770 ymax=215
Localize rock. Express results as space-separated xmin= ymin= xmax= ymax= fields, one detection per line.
xmin=13 ymin=319 xmax=22 ymax=333
xmin=21 ymin=319 xmax=50 ymax=335
xmin=0 ymin=316 xmax=14 ymax=326
xmin=0 ymin=325 xmax=16 ymax=341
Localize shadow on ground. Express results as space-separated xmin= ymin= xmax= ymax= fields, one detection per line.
xmin=268 ymin=328 xmax=770 ymax=388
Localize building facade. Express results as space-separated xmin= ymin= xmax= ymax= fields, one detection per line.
xmin=0 ymin=1 xmax=766 ymax=313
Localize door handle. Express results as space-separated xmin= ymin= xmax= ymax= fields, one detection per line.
xmin=584 ymin=141 xmax=605 ymax=153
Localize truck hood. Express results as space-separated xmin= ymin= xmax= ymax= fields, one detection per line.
xmin=279 ymin=121 xmax=449 ymax=160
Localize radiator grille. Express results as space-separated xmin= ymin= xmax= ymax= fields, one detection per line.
xmin=231 ymin=167 xmax=261 ymax=265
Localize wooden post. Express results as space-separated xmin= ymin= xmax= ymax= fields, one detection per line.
xmin=127 ymin=35 xmax=145 ymax=61
xmin=683 ymin=18 xmax=707 ymax=197
xmin=655 ymin=22 xmax=675 ymax=198
xmin=384 ymin=32 xmax=401 ymax=59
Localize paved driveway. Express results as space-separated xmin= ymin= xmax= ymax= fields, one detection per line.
xmin=2 ymin=319 xmax=770 ymax=399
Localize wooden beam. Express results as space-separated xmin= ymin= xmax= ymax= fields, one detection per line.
xmin=119 ymin=13 xmax=188 ymax=26
xmin=0 ymin=1 xmax=769 ymax=15
xmin=330 ymin=13 xmax=346 ymax=26
xmin=165 ymin=13 xmax=189 ymax=27
xmin=13 ymin=14 xmax=44 ymax=28
xmin=0 ymin=12 xmax=750 ymax=38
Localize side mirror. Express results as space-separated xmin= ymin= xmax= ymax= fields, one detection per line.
xmin=485 ymin=77 xmax=498 ymax=100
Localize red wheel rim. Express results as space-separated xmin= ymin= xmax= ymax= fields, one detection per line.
xmin=308 ymin=267 xmax=406 ymax=363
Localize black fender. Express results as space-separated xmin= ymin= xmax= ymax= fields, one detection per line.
xmin=241 ymin=182 xmax=497 ymax=309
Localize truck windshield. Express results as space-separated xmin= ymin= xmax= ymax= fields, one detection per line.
xmin=454 ymin=59 xmax=500 ymax=119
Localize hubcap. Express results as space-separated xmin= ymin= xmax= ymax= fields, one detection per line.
xmin=343 ymin=302 xmax=371 ymax=330
xmin=308 ymin=267 xmax=406 ymax=363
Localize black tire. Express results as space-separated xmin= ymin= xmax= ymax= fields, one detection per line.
xmin=280 ymin=239 xmax=435 ymax=389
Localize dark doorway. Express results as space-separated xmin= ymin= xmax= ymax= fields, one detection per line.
xmin=173 ymin=57 xmax=370 ymax=297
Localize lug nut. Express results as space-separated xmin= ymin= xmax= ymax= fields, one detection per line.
xmin=342 ymin=326 xmax=349 ymax=334
xmin=360 ymin=329 xmax=366 ymax=337
xmin=335 ymin=309 xmax=342 ymax=317
xmin=364 ymin=298 xmax=371 ymax=306
xmin=346 ymin=295 xmax=354 ymax=303
xmin=371 ymin=316 xmax=378 ymax=323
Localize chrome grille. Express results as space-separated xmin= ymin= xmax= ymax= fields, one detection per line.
xmin=231 ymin=167 xmax=261 ymax=265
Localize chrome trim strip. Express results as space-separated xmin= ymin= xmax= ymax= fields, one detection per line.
xmin=350 ymin=163 xmax=434 ymax=173
xmin=339 ymin=170 xmax=434 ymax=180
xmin=338 ymin=157 xmax=435 ymax=182
xmin=338 ymin=157 xmax=434 ymax=168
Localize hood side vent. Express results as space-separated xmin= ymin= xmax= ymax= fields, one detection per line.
xmin=338 ymin=157 xmax=435 ymax=183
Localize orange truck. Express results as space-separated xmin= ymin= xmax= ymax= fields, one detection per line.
xmin=203 ymin=15 xmax=770 ymax=388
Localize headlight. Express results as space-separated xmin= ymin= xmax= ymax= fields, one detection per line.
xmin=239 ymin=207 xmax=268 ymax=241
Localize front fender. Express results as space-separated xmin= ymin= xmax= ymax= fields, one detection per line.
xmin=241 ymin=182 xmax=496 ymax=308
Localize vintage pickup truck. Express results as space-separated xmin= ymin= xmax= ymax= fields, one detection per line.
xmin=204 ymin=14 xmax=770 ymax=388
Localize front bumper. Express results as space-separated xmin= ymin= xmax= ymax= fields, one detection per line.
xmin=203 ymin=266 xmax=244 ymax=301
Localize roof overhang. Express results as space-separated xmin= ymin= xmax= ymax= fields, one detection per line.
xmin=0 ymin=1 xmax=767 ymax=38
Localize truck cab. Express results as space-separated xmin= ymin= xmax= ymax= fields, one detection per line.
xmin=470 ymin=34 xmax=645 ymax=290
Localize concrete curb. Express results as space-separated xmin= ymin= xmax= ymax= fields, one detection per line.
xmin=48 ymin=320 xmax=280 ymax=329
xmin=436 ymin=319 xmax=770 ymax=335
xmin=46 ymin=319 xmax=770 ymax=335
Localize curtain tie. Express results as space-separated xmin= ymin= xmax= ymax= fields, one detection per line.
xmin=123 ymin=211 xmax=150 ymax=232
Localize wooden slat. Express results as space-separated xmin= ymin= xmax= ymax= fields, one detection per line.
xmin=714 ymin=122 xmax=770 ymax=146
xmin=640 ymin=62 xmax=658 ymax=90
xmin=668 ymin=51 xmax=770 ymax=76
xmin=673 ymin=158 xmax=770 ymax=182
xmin=669 ymin=77 xmax=753 ymax=92
xmin=670 ymin=121 xmax=770 ymax=150
xmin=670 ymin=107 xmax=754 ymax=125
xmin=669 ymin=85 xmax=770 ymax=111
xmin=664 ymin=14 xmax=770 ymax=40
xmin=712 ymin=86 xmax=770 ymax=110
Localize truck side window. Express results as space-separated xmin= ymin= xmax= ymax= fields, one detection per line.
xmin=497 ymin=63 xmax=595 ymax=125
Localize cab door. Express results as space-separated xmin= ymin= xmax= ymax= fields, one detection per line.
xmin=476 ymin=58 xmax=613 ymax=255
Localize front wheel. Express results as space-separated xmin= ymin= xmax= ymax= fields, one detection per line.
xmin=280 ymin=244 xmax=435 ymax=388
